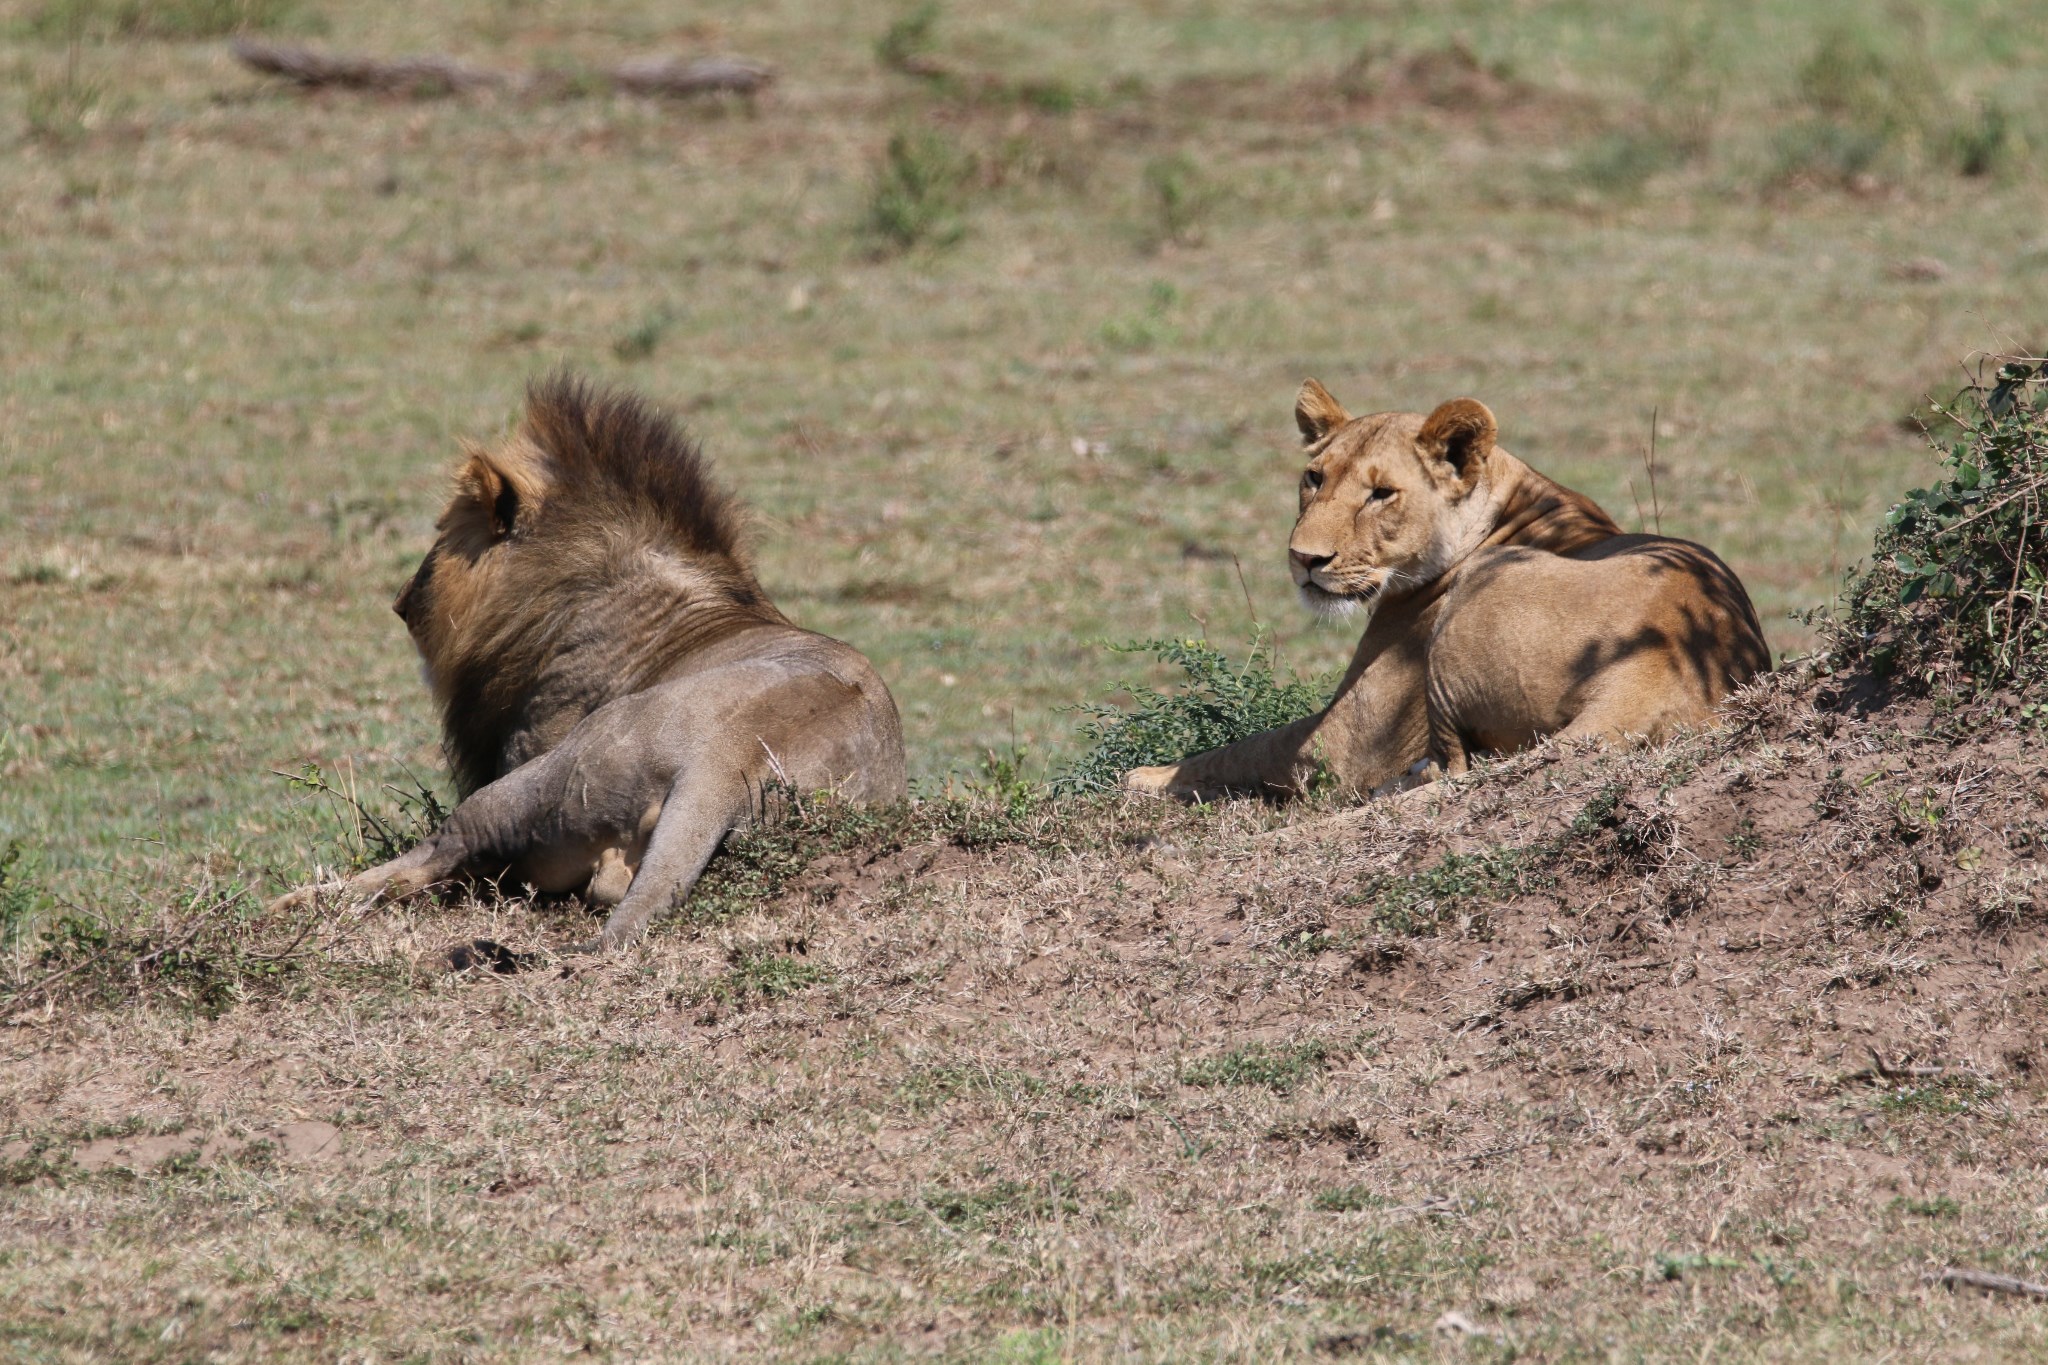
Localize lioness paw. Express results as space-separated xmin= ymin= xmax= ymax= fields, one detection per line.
xmin=1124 ymin=764 xmax=1181 ymax=796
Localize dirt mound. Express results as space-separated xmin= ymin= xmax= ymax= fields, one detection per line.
xmin=3 ymin=669 xmax=2045 ymax=1356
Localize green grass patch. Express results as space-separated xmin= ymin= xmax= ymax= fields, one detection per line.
xmin=1180 ymin=1039 xmax=1337 ymax=1095
xmin=1310 ymin=1184 xmax=1388 ymax=1213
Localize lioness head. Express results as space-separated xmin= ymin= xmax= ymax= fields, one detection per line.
xmin=1286 ymin=381 xmax=1501 ymax=618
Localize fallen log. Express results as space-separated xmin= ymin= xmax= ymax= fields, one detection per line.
xmin=1926 ymin=1267 xmax=2048 ymax=1300
xmin=231 ymin=39 xmax=505 ymax=94
xmin=605 ymin=56 xmax=774 ymax=98
xmin=231 ymin=39 xmax=773 ymax=100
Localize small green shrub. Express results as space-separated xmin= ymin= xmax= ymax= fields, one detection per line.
xmin=1948 ymin=101 xmax=2011 ymax=177
xmin=1355 ymin=846 xmax=1530 ymax=936
xmin=281 ymin=762 xmax=447 ymax=878
xmin=1054 ymin=634 xmax=1330 ymax=794
xmin=1794 ymin=27 xmax=1944 ymax=141
xmin=865 ymin=129 xmax=973 ymax=251
xmin=1310 ymin=1184 xmax=1388 ymax=1213
xmin=720 ymin=945 xmax=827 ymax=1002
xmin=1824 ymin=356 xmax=2048 ymax=698
xmin=1568 ymin=130 xmax=1690 ymax=198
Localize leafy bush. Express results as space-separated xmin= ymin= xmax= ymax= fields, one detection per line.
xmin=1055 ymin=635 xmax=1330 ymax=794
xmin=1825 ymin=355 xmax=2048 ymax=697
xmin=0 ymin=842 xmax=56 ymax=949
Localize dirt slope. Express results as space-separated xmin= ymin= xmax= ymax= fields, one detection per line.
xmin=3 ymin=671 xmax=2047 ymax=1360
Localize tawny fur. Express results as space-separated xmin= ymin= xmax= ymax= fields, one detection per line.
xmin=275 ymin=375 xmax=906 ymax=949
xmin=1126 ymin=382 xmax=1769 ymax=802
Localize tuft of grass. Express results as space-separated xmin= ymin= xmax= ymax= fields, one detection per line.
xmin=1823 ymin=355 xmax=2048 ymax=700
xmin=864 ymin=129 xmax=974 ymax=252
xmin=1768 ymin=24 xmax=2009 ymax=185
xmin=891 ymin=1174 xmax=1082 ymax=1230
xmin=611 ymin=305 xmax=676 ymax=362
xmin=282 ymin=762 xmax=447 ymax=876
xmin=1890 ymin=1194 xmax=1961 ymax=1219
xmin=682 ymin=789 xmax=899 ymax=927
xmin=1948 ymin=101 xmax=2012 ymax=178
xmin=1140 ymin=153 xmax=1215 ymax=250
xmin=1180 ymin=1039 xmax=1337 ymax=1094
xmin=23 ymin=44 xmax=102 ymax=143
xmin=875 ymin=2 xmax=945 ymax=79
xmin=1055 ymin=634 xmax=1328 ymax=794
xmin=1566 ymin=129 xmax=1691 ymax=198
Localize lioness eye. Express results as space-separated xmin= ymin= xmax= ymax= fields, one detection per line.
xmin=1370 ymin=487 xmax=1395 ymax=501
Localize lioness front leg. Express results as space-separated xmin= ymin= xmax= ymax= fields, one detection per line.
xmin=1122 ymin=712 xmax=1327 ymax=802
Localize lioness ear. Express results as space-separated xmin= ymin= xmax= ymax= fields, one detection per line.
xmin=1295 ymin=379 xmax=1352 ymax=445
xmin=457 ymin=445 xmax=528 ymax=541
xmin=1416 ymin=398 xmax=1497 ymax=485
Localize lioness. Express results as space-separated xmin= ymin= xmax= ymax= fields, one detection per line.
xmin=1126 ymin=382 xmax=1769 ymax=801
xmin=273 ymin=375 xmax=906 ymax=949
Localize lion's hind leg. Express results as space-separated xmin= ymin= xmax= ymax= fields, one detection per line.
xmin=580 ymin=766 xmax=753 ymax=952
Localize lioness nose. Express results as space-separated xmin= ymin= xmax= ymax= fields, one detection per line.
xmin=1290 ymin=548 xmax=1333 ymax=572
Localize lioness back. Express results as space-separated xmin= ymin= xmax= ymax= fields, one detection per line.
xmin=1426 ymin=537 xmax=1768 ymax=761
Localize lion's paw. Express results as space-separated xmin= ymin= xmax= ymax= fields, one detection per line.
xmin=1123 ymin=764 xmax=1181 ymax=797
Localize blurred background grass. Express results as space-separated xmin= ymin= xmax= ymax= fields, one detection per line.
xmin=3 ymin=0 xmax=2046 ymax=904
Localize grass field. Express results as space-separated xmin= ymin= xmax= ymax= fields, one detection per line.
xmin=4 ymin=1 xmax=2048 ymax=1358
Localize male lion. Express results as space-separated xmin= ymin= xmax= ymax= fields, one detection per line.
xmin=1126 ymin=382 xmax=1769 ymax=801
xmin=273 ymin=375 xmax=906 ymax=949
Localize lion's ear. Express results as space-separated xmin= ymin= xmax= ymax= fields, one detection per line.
xmin=1416 ymin=398 xmax=1496 ymax=485
xmin=1295 ymin=379 xmax=1351 ymax=445
xmin=457 ymin=445 xmax=530 ymax=541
